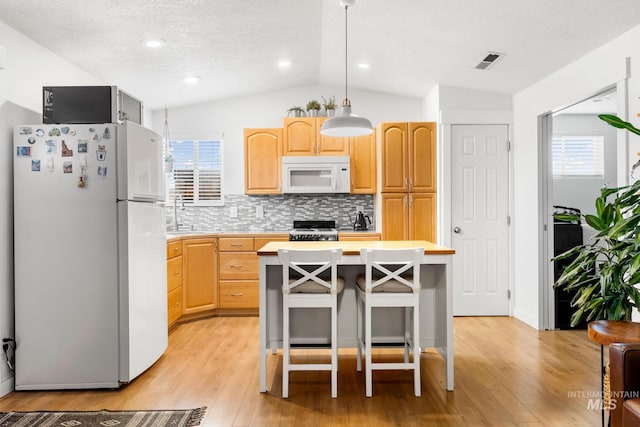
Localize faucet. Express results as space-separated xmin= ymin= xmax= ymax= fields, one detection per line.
xmin=173 ymin=194 xmax=185 ymax=231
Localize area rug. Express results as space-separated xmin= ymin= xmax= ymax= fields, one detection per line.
xmin=0 ymin=406 xmax=206 ymax=426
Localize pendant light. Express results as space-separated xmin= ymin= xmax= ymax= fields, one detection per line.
xmin=320 ymin=0 xmax=373 ymax=137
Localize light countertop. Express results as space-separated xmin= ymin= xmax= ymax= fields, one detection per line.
xmin=256 ymin=240 xmax=455 ymax=256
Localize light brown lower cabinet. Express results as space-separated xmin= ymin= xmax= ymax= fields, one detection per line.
xmin=166 ymin=241 xmax=183 ymax=328
xmin=182 ymin=238 xmax=218 ymax=314
xmin=381 ymin=193 xmax=436 ymax=242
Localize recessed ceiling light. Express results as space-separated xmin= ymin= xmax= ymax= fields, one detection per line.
xmin=358 ymin=63 xmax=370 ymax=69
xmin=143 ymin=38 xmax=166 ymax=48
xmin=278 ymin=60 xmax=293 ymax=68
xmin=182 ymin=76 xmax=201 ymax=85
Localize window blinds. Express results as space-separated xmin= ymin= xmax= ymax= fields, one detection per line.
xmin=552 ymin=136 xmax=604 ymax=178
xmin=168 ymin=139 xmax=223 ymax=205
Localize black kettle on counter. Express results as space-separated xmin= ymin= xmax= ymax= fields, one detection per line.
xmin=351 ymin=211 xmax=371 ymax=231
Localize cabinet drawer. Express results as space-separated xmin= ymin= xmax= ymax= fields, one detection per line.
xmin=218 ymin=252 xmax=258 ymax=280
xmin=254 ymin=235 xmax=290 ymax=250
xmin=168 ymin=286 xmax=183 ymax=326
xmin=219 ymin=281 xmax=258 ymax=308
xmin=167 ymin=256 xmax=183 ymax=292
xmin=167 ymin=241 xmax=183 ymax=259
xmin=219 ymin=237 xmax=254 ymax=252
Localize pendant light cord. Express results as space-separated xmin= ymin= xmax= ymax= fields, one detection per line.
xmin=344 ymin=4 xmax=349 ymax=105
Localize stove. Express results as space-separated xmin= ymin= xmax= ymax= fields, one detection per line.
xmin=289 ymin=220 xmax=339 ymax=241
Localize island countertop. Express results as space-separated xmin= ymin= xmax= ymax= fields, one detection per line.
xmin=257 ymin=240 xmax=455 ymax=256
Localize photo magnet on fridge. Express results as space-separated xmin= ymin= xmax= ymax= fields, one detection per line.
xmin=61 ymin=140 xmax=73 ymax=157
xmin=63 ymin=161 xmax=72 ymax=174
xmin=45 ymin=140 xmax=56 ymax=154
xmin=16 ymin=146 xmax=31 ymax=157
xmin=96 ymin=145 xmax=106 ymax=161
xmin=97 ymin=166 xmax=107 ymax=178
xmin=78 ymin=142 xmax=88 ymax=153
xmin=31 ymin=160 xmax=40 ymax=172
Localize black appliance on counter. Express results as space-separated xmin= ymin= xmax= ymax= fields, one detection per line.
xmin=289 ymin=220 xmax=339 ymax=241
xmin=351 ymin=211 xmax=371 ymax=231
xmin=553 ymin=205 xmax=587 ymax=330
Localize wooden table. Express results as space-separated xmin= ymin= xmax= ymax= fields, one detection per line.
xmin=588 ymin=320 xmax=640 ymax=426
xmin=256 ymin=240 xmax=456 ymax=393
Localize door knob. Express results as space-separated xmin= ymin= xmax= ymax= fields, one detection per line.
xmin=453 ymin=227 xmax=461 ymax=234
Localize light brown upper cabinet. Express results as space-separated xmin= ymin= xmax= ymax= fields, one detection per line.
xmin=283 ymin=117 xmax=349 ymax=156
xmin=244 ymin=128 xmax=282 ymax=194
xmin=349 ymin=132 xmax=376 ymax=194
xmin=380 ymin=122 xmax=436 ymax=193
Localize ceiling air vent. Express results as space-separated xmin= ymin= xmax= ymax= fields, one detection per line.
xmin=475 ymin=51 xmax=505 ymax=70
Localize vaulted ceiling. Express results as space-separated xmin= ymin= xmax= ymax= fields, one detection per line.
xmin=2 ymin=0 xmax=640 ymax=110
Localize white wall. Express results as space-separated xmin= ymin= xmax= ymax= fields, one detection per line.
xmin=0 ymin=21 xmax=107 ymax=397
xmin=150 ymin=85 xmax=423 ymax=195
xmin=512 ymin=24 xmax=640 ymax=328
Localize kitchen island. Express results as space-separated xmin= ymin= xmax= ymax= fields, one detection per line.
xmin=257 ymin=240 xmax=456 ymax=392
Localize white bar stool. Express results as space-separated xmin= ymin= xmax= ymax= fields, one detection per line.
xmin=278 ymin=248 xmax=344 ymax=398
xmin=355 ymin=247 xmax=424 ymax=397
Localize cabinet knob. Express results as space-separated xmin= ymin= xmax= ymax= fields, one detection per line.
xmin=230 ymin=243 xmax=243 ymax=247
xmin=231 ymin=293 xmax=244 ymax=297
xmin=173 ymin=271 xmax=180 ymax=276
xmin=230 ymin=264 xmax=244 ymax=268
xmin=172 ymin=247 xmax=179 ymax=252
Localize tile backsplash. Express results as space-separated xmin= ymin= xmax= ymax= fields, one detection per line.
xmin=167 ymin=194 xmax=375 ymax=232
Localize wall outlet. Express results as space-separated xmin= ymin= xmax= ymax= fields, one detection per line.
xmin=256 ymin=205 xmax=264 ymax=218
xmin=230 ymin=206 xmax=238 ymax=218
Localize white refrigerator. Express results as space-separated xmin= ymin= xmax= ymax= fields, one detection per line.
xmin=13 ymin=121 xmax=168 ymax=390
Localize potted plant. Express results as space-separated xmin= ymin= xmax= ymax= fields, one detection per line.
xmin=554 ymin=114 xmax=640 ymax=326
xmin=306 ymin=100 xmax=321 ymax=117
xmin=322 ymin=96 xmax=337 ymax=117
xmin=286 ymin=106 xmax=306 ymax=118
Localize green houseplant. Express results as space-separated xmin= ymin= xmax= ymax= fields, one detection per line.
xmin=322 ymin=96 xmax=336 ymax=117
xmin=554 ymin=114 xmax=640 ymax=326
xmin=306 ymin=99 xmax=321 ymax=117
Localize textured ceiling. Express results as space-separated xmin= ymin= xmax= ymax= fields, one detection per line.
xmin=1 ymin=0 xmax=640 ymax=110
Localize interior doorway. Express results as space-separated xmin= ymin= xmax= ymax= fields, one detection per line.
xmin=540 ymin=83 xmax=627 ymax=330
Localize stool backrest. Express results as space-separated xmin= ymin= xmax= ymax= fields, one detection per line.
xmin=278 ymin=248 xmax=343 ymax=295
xmin=359 ymin=247 xmax=424 ymax=293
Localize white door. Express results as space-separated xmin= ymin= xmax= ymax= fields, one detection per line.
xmin=452 ymin=124 xmax=510 ymax=315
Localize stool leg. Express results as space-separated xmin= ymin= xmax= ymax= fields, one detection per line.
xmin=331 ymin=300 xmax=338 ymax=398
xmin=413 ymin=304 xmax=421 ymax=397
xmin=365 ymin=298 xmax=372 ymax=397
xmin=356 ymin=290 xmax=362 ymax=372
xmin=282 ymin=301 xmax=290 ymax=399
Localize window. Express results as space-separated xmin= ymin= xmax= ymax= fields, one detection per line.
xmin=167 ymin=138 xmax=223 ymax=206
xmin=552 ymin=135 xmax=604 ymax=178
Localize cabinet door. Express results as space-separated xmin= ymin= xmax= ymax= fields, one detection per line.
xmin=380 ymin=122 xmax=409 ymax=192
xmin=244 ymin=128 xmax=282 ymax=194
xmin=381 ymin=193 xmax=408 ymax=240
xmin=409 ymin=193 xmax=437 ymax=242
xmin=409 ymin=122 xmax=437 ymax=193
xmin=350 ymin=133 xmax=376 ymax=194
xmin=283 ymin=118 xmax=316 ymax=155
xmin=182 ymin=239 xmax=218 ymax=314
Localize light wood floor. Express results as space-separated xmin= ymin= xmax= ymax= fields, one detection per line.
xmin=0 ymin=316 xmax=602 ymax=426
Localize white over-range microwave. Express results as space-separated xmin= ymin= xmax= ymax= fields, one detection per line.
xmin=282 ymin=156 xmax=350 ymax=194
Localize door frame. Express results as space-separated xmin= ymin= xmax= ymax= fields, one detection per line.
xmin=539 ymin=79 xmax=629 ymax=330
xmin=440 ymin=110 xmax=514 ymax=315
